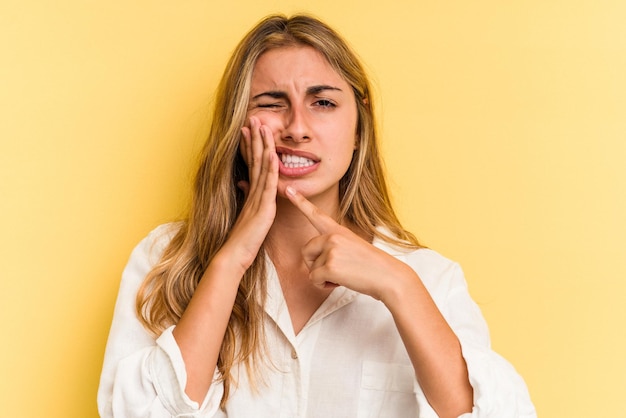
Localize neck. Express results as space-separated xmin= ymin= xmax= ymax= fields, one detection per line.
xmin=267 ymin=193 xmax=341 ymax=257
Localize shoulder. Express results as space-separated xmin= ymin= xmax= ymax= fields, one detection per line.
xmin=401 ymin=248 xmax=459 ymax=276
xmin=144 ymin=222 xmax=181 ymax=247
xmin=384 ymin=245 xmax=460 ymax=283
xmin=120 ymin=223 xmax=182 ymax=288
xmin=373 ymin=234 xmax=465 ymax=300
xmin=372 ymin=228 xmax=459 ymax=277
xmin=132 ymin=222 xmax=182 ymax=263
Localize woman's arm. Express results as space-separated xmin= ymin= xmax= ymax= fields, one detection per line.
xmin=380 ymin=265 xmax=473 ymax=417
xmin=172 ymin=117 xmax=279 ymax=402
xmin=98 ymin=225 xmax=224 ymax=417
xmin=285 ymin=186 xmax=472 ymax=417
xmin=99 ymin=118 xmax=279 ymax=416
xmin=284 ymin=186 xmax=537 ymax=417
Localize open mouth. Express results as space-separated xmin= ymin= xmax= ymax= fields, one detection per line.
xmin=275 ymin=147 xmax=320 ymax=171
xmin=279 ymin=153 xmax=316 ymax=168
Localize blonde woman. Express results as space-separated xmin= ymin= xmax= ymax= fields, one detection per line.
xmin=98 ymin=14 xmax=535 ymax=418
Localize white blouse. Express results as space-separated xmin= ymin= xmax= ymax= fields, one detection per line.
xmin=98 ymin=224 xmax=536 ymax=417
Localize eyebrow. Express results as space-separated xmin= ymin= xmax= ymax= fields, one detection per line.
xmin=251 ymin=85 xmax=343 ymax=101
xmin=307 ymin=85 xmax=342 ymax=95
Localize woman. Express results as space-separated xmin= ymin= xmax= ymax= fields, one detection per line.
xmin=98 ymin=14 xmax=535 ymax=418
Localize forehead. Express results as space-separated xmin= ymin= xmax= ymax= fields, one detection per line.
xmin=250 ymin=45 xmax=349 ymax=93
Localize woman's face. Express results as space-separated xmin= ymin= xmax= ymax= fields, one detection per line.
xmin=245 ymin=45 xmax=358 ymax=205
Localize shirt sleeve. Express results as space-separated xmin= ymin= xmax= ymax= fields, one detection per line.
xmin=97 ymin=225 xmax=224 ymax=418
xmin=443 ymin=263 xmax=537 ymax=418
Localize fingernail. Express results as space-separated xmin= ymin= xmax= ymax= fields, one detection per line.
xmin=286 ymin=186 xmax=296 ymax=196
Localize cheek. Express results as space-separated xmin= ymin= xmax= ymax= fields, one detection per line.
xmin=331 ymin=117 xmax=359 ymax=152
xmin=251 ymin=112 xmax=285 ymax=131
xmin=240 ymin=112 xmax=284 ymax=163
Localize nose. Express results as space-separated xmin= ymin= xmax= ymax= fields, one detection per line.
xmin=281 ymin=104 xmax=310 ymax=143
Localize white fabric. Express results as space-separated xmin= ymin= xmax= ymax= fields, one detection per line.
xmin=98 ymin=224 xmax=536 ymax=417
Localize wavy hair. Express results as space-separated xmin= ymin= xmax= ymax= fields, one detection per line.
xmin=136 ymin=13 xmax=420 ymax=409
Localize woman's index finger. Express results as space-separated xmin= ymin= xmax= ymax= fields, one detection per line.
xmin=285 ymin=186 xmax=338 ymax=234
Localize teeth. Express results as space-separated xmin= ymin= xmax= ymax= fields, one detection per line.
xmin=280 ymin=153 xmax=315 ymax=168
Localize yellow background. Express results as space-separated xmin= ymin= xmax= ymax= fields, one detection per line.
xmin=1 ymin=1 xmax=624 ymax=416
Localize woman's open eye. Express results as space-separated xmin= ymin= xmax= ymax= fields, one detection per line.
xmin=314 ymin=99 xmax=336 ymax=108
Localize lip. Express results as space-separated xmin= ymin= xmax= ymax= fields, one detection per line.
xmin=275 ymin=146 xmax=320 ymax=177
xmin=275 ymin=146 xmax=320 ymax=162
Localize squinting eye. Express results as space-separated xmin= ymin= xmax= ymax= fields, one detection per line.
xmin=257 ymin=103 xmax=282 ymax=108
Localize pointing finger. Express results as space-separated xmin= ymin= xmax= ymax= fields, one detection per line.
xmin=285 ymin=186 xmax=340 ymax=234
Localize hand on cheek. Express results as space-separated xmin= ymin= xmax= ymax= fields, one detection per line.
xmin=224 ymin=117 xmax=279 ymax=270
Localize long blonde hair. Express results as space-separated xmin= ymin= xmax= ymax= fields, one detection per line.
xmin=136 ymin=13 xmax=420 ymax=408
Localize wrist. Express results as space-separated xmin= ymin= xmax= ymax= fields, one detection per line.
xmin=210 ymin=246 xmax=250 ymax=281
xmin=379 ymin=263 xmax=424 ymax=310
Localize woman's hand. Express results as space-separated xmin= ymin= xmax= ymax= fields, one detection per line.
xmin=222 ymin=117 xmax=279 ymax=272
xmin=284 ymin=185 xmax=414 ymax=302
xmin=285 ymin=185 xmax=473 ymax=417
